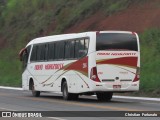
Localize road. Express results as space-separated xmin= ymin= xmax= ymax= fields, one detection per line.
xmin=0 ymin=88 xmax=159 ymax=120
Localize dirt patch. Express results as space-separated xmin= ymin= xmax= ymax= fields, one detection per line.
xmin=64 ymin=11 xmax=106 ymax=33
xmin=45 ymin=19 xmax=57 ymax=35
xmin=65 ymin=0 xmax=160 ymax=34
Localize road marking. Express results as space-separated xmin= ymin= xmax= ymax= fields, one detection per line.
xmin=0 ymin=86 xmax=22 ymax=90
xmin=0 ymin=86 xmax=160 ymax=102
xmin=48 ymin=117 xmax=67 ymax=120
xmin=113 ymin=95 xmax=160 ymax=102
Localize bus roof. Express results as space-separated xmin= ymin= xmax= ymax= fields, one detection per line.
xmin=26 ymin=31 xmax=134 ymax=47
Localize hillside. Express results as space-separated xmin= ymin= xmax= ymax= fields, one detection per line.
xmin=0 ymin=0 xmax=160 ymax=96
xmin=65 ymin=0 xmax=160 ymax=33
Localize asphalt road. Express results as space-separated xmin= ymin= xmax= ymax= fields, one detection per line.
xmin=0 ymin=88 xmax=159 ymax=120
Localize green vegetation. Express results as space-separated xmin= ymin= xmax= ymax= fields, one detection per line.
xmin=139 ymin=28 xmax=160 ymax=95
xmin=0 ymin=0 xmax=159 ymax=97
xmin=122 ymin=28 xmax=160 ymax=97
xmin=102 ymin=0 xmax=131 ymax=15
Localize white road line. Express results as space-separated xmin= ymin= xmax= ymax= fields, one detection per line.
xmin=113 ymin=95 xmax=160 ymax=102
xmin=0 ymin=86 xmax=22 ymax=90
xmin=48 ymin=117 xmax=67 ymax=120
xmin=0 ymin=86 xmax=160 ymax=102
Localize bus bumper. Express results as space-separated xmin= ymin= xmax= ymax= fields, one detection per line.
xmin=90 ymin=81 xmax=140 ymax=92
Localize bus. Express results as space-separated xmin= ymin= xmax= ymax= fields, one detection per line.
xmin=19 ymin=31 xmax=140 ymax=101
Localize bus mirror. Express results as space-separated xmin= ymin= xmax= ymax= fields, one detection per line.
xmin=19 ymin=48 xmax=26 ymax=61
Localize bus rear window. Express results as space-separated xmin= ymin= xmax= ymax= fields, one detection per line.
xmin=96 ymin=33 xmax=138 ymax=51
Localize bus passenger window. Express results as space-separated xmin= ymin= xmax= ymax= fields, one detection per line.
xmin=39 ymin=44 xmax=45 ymax=61
xmin=55 ymin=41 xmax=65 ymax=60
xmin=74 ymin=38 xmax=89 ymax=59
xmin=36 ymin=45 xmax=41 ymax=61
xmin=75 ymin=40 xmax=80 ymax=58
xmin=48 ymin=43 xmax=55 ymax=60
xmin=79 ymin=39 xmax=86 ymax=58
xmin=30 ymin=45 xmax=37 ymax=61
xmin=84 ymin=39 xmax=89 ymax=54
xmin=65 ymin=40 xmax=75 ymax=59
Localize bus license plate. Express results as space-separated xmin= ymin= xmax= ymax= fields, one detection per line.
xmin=113 ymin=85 xmax=121 ymax=90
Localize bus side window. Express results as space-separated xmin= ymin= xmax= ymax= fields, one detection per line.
xmin=30 ymin=45 xmax=37 ymax=62
xmin=55 ymin=41 xmax=65 ymax=60
xmin=22 ymin=45 xmax=30 ymax=70
xmin=65 ymin=40 xmax=75 ymax=59
xmin=39 ymin=44 xmax=46 ymax=61
xmin=70 ymin=40 xmax=75 ymax=59
xmin=74 ymin=38 xmax=88 ymax=59
xmin=84 ymin=39 xmax=89 ymax=52
xmin=79 ymin=39 xmax=86 ymax=58
xmin=44 ymin=44 xmax=48 ymax=61
xmin=75 ymin=40 xmax=80 ymax=58
xmin=48 ymin=42 xmax=55 ymax=60
xmin=36 ymin=45 xmax=41 ymax=61
xmin=65 ymin=41 xmax=70 ymax=59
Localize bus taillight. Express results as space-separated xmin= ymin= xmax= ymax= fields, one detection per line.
xmin=90 ymin=67 xmax=101 ymax=82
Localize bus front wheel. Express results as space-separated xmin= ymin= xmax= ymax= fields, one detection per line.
xmin=31 ymin=82 xmax=40 ymax=97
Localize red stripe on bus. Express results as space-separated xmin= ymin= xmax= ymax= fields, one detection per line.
xmin=64 ymin=56 xmax=88 ymax=76
xmin=97 ymin=57 xmax=138 ymax=67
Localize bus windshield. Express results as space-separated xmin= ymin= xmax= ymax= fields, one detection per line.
xmin=96 ymin=33 xmax=138 ymax=51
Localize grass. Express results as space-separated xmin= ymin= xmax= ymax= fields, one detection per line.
xmin=139 ymin=28 xmax=160 ymax=95
xmin=0 ymin=48 xmax=21 ymax=87
xmin=102 ymin=0 xmax=131 ymax=15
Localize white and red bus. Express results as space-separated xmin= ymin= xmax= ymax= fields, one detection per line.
xmin=19 ymin=31 xmax=140 ymax=101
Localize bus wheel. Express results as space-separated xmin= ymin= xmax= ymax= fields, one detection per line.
xmin=62 ymin=81 xmax=75 ymax=100
xmin=31 ymin=82 xmax=40 ymax=97
xmin=96 ymin=92 xmax=113 ymax=101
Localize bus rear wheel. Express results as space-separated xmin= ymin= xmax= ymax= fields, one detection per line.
xmin=62 ymin=81 xmax=78 ymax=100
xmin=96 ymin=92 xmax=113 ymax=101
xmin=31 ymin=82 xmax=40 ymax=97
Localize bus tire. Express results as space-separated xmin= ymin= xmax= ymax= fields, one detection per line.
xmin=62 ymin=81 xmax=76 ymax=100
xmin=31 ymin=81 xmax=40 ymax=97
xmin=96 ymin=92 xmax=113 ymax=101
